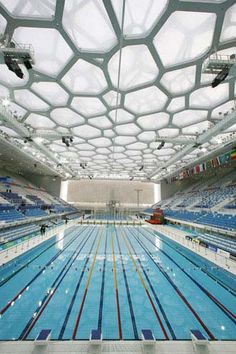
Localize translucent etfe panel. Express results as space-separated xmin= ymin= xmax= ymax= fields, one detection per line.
xmin=62 ymin=59 xmax=107 ymax=94
xmin=8 ymin=102 xmax=26 ymax=118
xmin=0 ymin=13 xmax=6 ymax=32
xmin=182 ymin=121 xmax=210 ymax=135
xmin=115 ymin=123 xmax=140 ymax=136
xmin=211 ymin=100 xmax=235 ymax=119
xmin=125 ymin=86 xmax=167 ymax=114
xmin=103 ymin=90 xmax=121 ymax=108
xmin=0 ymin=126 xmax=18 ymax=136
xmin=137 ymin=112 xmax=169 ymax=130
xmin=220 ymin=4 xmax=236 ymax=42
xmin=25 ymin=113 xmax=55 ymax=129
xmin=173 ymin=110 xmax=207 ymax=127
xmin=154 ymin=148 xmax=175 ymax=156
xmin=71 ymin=97 xmax=106 ymax=117
xmin=114 ymin=136 xmax=136 ymax=145
xmin=63 ymin=0 xmax=117 ymax=52
xmin=104 ymin=129 xmax=115 ymax=138
xmin=0 ymin=63 xmax=29 ymax=87
xmin=51 ymin=108 xmax=84 ymax=127
xmin=158 ymin=128 xmax=179 ymax=137
xmin=31 ymin=82 xmax=69 ymax=106
xmin=0 ymin=0 xmax=56 ymax=18
xmin=50 ymin=144 xmax=67 ymax=153
xmin=14 ymin=90 xmax=49 ymax=111
xmin=154 ymin=11 xmax=216 ymax=67
xmin=138 ymin=131 xmax=156 ymax=142
xmin=13 ymin=28 xmax=73 ymax=77
xmin=127 ymin=142 xmax=147 ymax=150
xmin=72 ymin=125 xmax=100 ymax=139
xmin=0 ymin=84 xmax=9 ymax=98
xmin=161 ymin=66 xmax=196 ymax=94
xmin=109 ymin=108 xmax=134 ymax=124
xmin=167 ymin=97 xmax=185 ymax=113
xmin=190 ymin=83 xmax=229 ymax=108
xmin=108 ymin=45 xmax=158 ymax=90
xmin=89 ymin=116 xmax=112 ymax=129
xmin=76 ymin=143 xmax=94 ymax=151
xmin=111 ymin=0 xmax=168 ymax=37
xmin=88 ymin=137 xmax=111 ymax=148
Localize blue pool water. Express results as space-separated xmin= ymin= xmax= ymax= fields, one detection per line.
xmin=0 ymin=225 xmax=235 ymax=340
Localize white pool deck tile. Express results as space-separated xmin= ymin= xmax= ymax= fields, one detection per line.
xmin=0 ymin=340 xmax=235 ymax=354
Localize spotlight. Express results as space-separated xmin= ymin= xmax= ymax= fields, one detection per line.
xmin=23 ymin=59 xmax=32 ymax=70
xmin=4 ymin=55 xmax=24 ymax=79
xmin=157 ymin=140 xmax=165 ymax=150
xmin=211 ymin=66 xmax=229 ymax=88
xmin=69 ymin=137 xmax=73 ymax=143
xmin=139 ymin=165 xmax=144 ymax=171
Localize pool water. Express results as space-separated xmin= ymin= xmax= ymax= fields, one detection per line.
xmin=0 ymin=225 xmax=235 ymax=340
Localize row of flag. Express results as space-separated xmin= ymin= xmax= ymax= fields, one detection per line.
xmin=170 ymin=148 xmax=236 ymax=182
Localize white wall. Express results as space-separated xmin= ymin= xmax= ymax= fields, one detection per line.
xmin=66 ymin=179 xmax=154 ymax=208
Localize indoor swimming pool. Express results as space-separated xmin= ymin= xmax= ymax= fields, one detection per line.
xmin=0 ymin=225 xmax=235 ymax=341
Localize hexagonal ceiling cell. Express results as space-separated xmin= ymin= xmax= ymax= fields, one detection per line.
xmin=115 ymin=123 xmax=141 ymax=136
xmin=72 ymin=125 xmax=101 ymax=139
xmin=51 ymin=108 xmax=84 ymax=127
xmin=13 ymin=27 xmax=73 ymax=77
xmin=62 ymin=59 xmax=107 ymax=94
xmin=103 ymin=91 xmax=121 ymax=108
xmin=0 ymin=0 xmax=57 ymax=18
xmin=88 ymin=116 xmax=112 ymax=129
xmin=154 ymin=11 xmax=216 ymax=67
xmin=14 ymin=90 xmax=49 ymax=111
xmin=220 ymin=4 xmax=236 ymax=43
xmin=161 ymin=66 xmax=196 ymax=94
xmin=62 ymin=0 xmax=117 ymax=52
xmin=71 ymin=97 xmax=106 ymax=117
xmin=31 ymin=82 xmax=69 ymax=106
xmin=173 ymin=110 xmax=208 ymax=128
xmin=108 ymin=45 xmax=159 ymax=90
xmin=137 ymin=112 xmax=169 ymax=130
xmin=190 ymin=83 xmax=229 ymax=109
xmin=25 ymin=113 xmax=56 ymax=129
xmin=111 ymin=0 xmax=168 ymax=37
xmin=109 ymin=108 xmax=134 ymax=124
xmin=125 ymin=86 xmax=168 ymax=114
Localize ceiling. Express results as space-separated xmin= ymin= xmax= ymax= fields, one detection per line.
xmin=0 ymin=0 xmax=235 ymax=181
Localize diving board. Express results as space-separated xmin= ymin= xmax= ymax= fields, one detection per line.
xmin=141 ymin=329 xmax=156 ymax=354
xmin=190 ymin=329 xmax=209 ymax=346
xmin=89 ymin=329 xmax=102 ymax=354
xmin=34 ymin=329 xmax=51 ymax=346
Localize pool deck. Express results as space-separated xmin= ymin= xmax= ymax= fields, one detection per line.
xmin=146 ymin=224 xmax=236 ymax=275
xmin=0 ymin=339 xmax=235 ymax=354
xmin=0 ymin=219 xmax=79 ymax=267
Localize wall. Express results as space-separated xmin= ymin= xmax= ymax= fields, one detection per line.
xmin=160 ymin=178 xmax=195 ymax=200
xmin=24 ymin=174 xmax=62 ymax=197
xmin=66 ymin=179 xmax=154 ymax=208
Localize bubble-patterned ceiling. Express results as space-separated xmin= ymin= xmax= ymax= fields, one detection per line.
xmin=0 ymin=0 xmax=235 ymax=181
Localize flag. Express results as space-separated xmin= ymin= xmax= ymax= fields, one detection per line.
xmin=212 ymin=157 xmax=220 ymax=168
xmin=230 ymin=148 xmax=236 ymax=160
xmin=219 ymin=152 xmax=231 ymax=165
xmin=195 ymin=165 xmax=200 ymax=174
xmin=206 ymin=160 xmax=212 ymax=169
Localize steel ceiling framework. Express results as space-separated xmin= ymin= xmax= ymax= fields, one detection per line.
xmin=0 ymin=0 xmax=235 ymax=182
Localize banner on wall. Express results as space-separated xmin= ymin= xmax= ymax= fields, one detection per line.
xmin=169 ymin=148 xmax=236 ymax=183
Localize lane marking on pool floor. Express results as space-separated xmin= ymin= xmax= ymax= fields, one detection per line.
xmin=72 ymin=228 xmax=103 ymax=339
xmin=114 ymin=227 xmax=139 ymax=339
xmin=18 ymin=227 xmax=95 ymax=340
xmin=97 ymin=230 xmax=108 ymax=331
xmin=111 ymin=234 xmax=123 ymax=339
xmin=125 ymin=227 xmax=176 ymax=339
xmin=140 ymin=227 xmax=236 ymax=322
xmin=0 ymin=226 xmax=85 ymax=288
xmin=58 ymin=228 xmax=100 ymax=339
xmin=0 ymin=227 xmax=89 ymax=317
xmin=131 ymin=229 xmax=216 ymax=340
xmin=121 ymin=230 xmax=169 ymax=340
